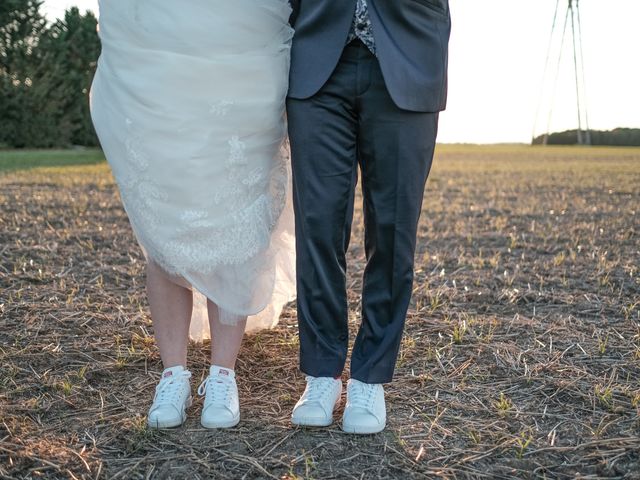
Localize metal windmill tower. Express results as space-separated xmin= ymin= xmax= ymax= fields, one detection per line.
xmin=533 ymin=0 xmax=591 ymax=145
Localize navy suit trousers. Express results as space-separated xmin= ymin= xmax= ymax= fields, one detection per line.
xmin=287 ymin=41 xmax=438 ymax=383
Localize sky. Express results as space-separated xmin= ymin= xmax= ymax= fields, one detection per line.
xmin=43 ymin=0 xmax=640 ymax=144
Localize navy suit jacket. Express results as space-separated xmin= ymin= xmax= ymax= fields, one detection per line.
xmin=288 ymin=0 xmax=451 ymax=113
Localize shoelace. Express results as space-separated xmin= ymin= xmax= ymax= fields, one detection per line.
xmin=304 ymin=376 xmax=337 ymax=404
xmin=348 ymin=382 xmax=377 ymax=410
xmin=198 ymin=375 xmax=233 ymax=407
xmin=154 ymin=370 xmax=192 ymax=404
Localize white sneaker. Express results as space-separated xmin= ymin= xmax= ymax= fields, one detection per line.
xmin=291 ymin=376 xmax=342 ymax=427
xmin=198 ymin=365 xmax=240 ymax=429
xmin=147 ymin=365 xmax=193 ymax=429
xmin=342 ymin=379 xmax=386 ymax=434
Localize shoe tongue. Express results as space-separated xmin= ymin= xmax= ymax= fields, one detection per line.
xmin=210 ymin=365 xmax=235 ymax=380
xmin=162 ymin=365 xmax=185 ymax=379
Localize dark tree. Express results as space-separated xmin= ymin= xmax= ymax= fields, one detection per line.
xmin=0 ymin=0 xmax=49 ymax=147
xmin=39 ymin=7 xmax=100 ymax=146
xmin=533 ymin=129 xmax=640 ymax=147
xmin=0 ymin=2 xmax=101 ymax=148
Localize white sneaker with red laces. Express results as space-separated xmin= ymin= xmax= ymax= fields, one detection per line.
xmin=147 ymin=365 xmax=193 ymax=429
xmin=291 ymin=376 xmax=342 ymax=427
xmin=198 ymin=365 xmax=240 ymax=429
xmin=342 ymin=378 xmax=386 ymax=434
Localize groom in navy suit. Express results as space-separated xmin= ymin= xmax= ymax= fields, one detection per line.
xmin=287 ymin=0 xmax=451 ymax=434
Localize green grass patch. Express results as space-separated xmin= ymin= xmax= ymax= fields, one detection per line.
xmin=0 ymin=148 xmax=105 ymax=174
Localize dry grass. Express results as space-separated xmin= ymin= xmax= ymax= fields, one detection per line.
xmin=1 ymin=145 xmax=639 ymax=479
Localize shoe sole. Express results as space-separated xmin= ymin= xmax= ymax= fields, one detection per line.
xmin=201 ymin=414 xmax=240 ymax=429
xmin=147 ymin=417 xmax=186 ymax=429
xmin=291 ymin=416 xmax=333 ymax=427
xmin=147 ymin=397 xmax=192 ymax=429
xmin=291 ymin=394 xmax=341 ymax=428
xmin=341 ymin=421 xmax=386 ymax=435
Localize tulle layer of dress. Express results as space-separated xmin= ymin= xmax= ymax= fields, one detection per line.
xmin=90 ymin=0 xmax=296 ymax=340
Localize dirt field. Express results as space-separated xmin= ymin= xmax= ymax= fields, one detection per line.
xmin=1 ymin=145 xmax=639 ymax=479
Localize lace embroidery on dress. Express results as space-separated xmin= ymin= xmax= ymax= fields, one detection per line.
xmin=210 ymin=100 xmax=234 ymax=116
xmin=121 ymin=119 xmax=167 ymax=235
xmin=121 ymin=107 xmax=289 ymax=277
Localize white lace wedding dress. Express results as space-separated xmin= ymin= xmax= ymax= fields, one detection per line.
xmin=90 ymin=0 xmax=296 ymax=341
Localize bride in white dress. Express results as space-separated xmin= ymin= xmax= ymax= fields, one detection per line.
xmin=90 ymin=0 xmax=295 ymax=429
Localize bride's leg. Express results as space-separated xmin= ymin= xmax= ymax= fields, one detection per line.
xmin=207 ymin=301 xmax=247 ymax=369
xmin=146 ymin=261 xmax=193 ymax=368
xmin=200 ymin=301 xmax=245 ymax=429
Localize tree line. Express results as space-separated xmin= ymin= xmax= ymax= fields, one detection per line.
xmin=0 ymin=0 xmax=100 ymax=148
xmin=533 ymin=128 xmax=640 ymax=147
